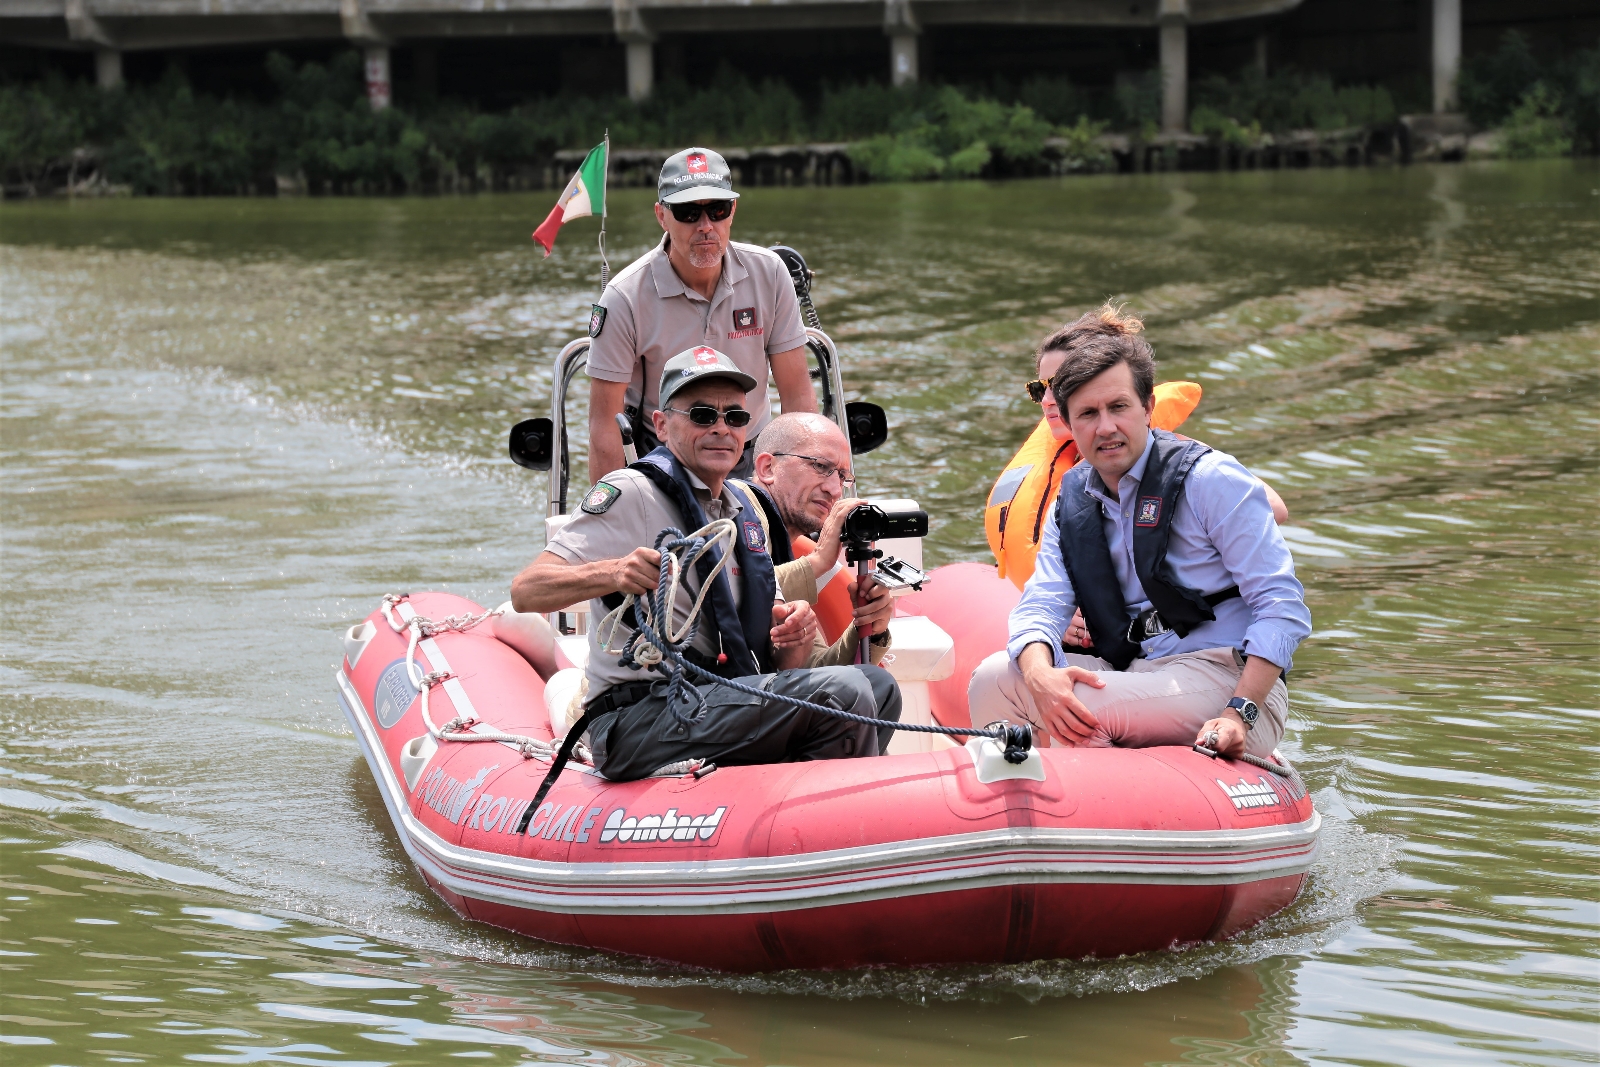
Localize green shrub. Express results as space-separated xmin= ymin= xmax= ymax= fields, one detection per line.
xmin=0 ymin=74 xmax=112 ymax=190
xmin=1053 ymin=115 xmax=1111 ymax=170
xmin=1500 ymin=83 xmax=1573 ymax=158
xmin=945 ymin=139 xmax=991 ymax=177
xmin=849 ymin=131 xmax=945 ymax=180
xmin=1191 ymin=69 xmax=1395 ymax=133
xmin=1458 ymin=31 xmax=1542 ymax=127
xmin=1115 ymin=71 xmax=1162 ymax=130
xmin=1190 ymin=105 xmax=1259 ymax=146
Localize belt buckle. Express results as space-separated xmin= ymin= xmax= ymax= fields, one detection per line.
xmin=1128 ymin=610 xmax=1167 ymax=643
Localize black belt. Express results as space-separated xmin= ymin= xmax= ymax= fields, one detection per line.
xmin=1125 ymin=587 xmax=1240 ymax=643
xmin=585 ymin=680 xmax=658 ymax=715
xmin=516 ymin=679 xmax=657 ymax=834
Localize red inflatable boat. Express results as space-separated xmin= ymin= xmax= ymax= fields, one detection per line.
xmin=336 ymin=584 xmax=1318 ymax=972
xmin=336 ymin=314 xmax=1319 ymax=971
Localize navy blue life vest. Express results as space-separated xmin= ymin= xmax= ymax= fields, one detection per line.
xmin=1056 ymin=429 xmax=1238 ymax=670
xmin=619 ymin=446 xmax=777 ymax=678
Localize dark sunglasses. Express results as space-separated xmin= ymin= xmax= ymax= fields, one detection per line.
xmin=1025 ymin=379 xmax=1050 ymax=403
xmin=664 ymin=403 xmax=752 ymax=428
xmin=666 ymin=200 xmax=735 ymax=225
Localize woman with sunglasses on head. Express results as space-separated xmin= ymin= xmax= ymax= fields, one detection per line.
xmin=584 ymin=147 xmax=818 ymax=487
xmin=985 ymin=305 xmax=1287 ymax=647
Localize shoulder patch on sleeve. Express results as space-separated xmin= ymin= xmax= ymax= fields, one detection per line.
xmin=580 ymin=481 xmax=621 ymax=514
xmin=587 ymin=304 xmax=607 ymax=338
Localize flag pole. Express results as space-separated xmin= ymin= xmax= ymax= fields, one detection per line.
xmin=597 ymin=129 xmax=611 ymax=295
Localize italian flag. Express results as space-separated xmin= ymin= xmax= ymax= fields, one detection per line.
xmin=532 ymin=140 xmax=607 ymax=256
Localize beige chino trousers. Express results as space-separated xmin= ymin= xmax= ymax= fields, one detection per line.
xmin=967 ymin=646 xmax=1288 ymax=759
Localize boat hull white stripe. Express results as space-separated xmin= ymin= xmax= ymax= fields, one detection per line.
xmin=337 ymin=670 xmax=1320 ymax=916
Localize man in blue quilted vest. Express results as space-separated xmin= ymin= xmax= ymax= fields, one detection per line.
xmin=967 ymin=314 xmax=1311 ymax=759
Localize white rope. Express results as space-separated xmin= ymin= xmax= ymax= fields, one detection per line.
xmin=593 ymin=518 xmax=739 ymax=666
xmin=379 ymin=594 xmax=590 ymax=765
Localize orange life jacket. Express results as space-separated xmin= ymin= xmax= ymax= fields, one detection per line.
xmin=790 ymin=536 xmax=857 ymax=645
xmin=985 ymin=381 xmax=1204 ymax=590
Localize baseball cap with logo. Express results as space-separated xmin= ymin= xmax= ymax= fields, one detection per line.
xmin=657 ymin=147 xmax=739 ymax=204
xmin=658 ymin=345 xmax=757 ymax=408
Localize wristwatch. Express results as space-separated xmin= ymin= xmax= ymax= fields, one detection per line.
xmin=1225 ymin=696 xmax=1259 ymax=731
xmin=869 ymin=629 xmax=891 ymax=647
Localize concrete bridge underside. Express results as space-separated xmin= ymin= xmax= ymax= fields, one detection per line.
xmin=4 ymin=0 xmax=1327 ymax=127
xmin=5 ymin=0 xmax=1481 ymax=128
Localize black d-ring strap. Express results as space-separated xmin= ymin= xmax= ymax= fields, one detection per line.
xmin=514 ymin=680 xmax=656 ymax=834
xmin=516 ymin=705 xmax=609 ymax=834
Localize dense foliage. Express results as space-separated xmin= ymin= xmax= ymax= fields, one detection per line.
xmin=1458 ymin=33 xmax=1600 ymax=156
xmin=2 ymin=39 xmax=1595 ymax=195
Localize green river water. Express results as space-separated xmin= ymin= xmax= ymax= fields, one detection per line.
xmin=0 ymin=162 xmax=1595 ymax=1066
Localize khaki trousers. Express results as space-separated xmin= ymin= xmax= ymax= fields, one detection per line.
xmin=967 ymin=646 xmax=1287 ymax=759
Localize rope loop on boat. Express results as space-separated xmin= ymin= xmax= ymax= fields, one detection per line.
xmin=381 ymin=594 xmax=586 ymax=766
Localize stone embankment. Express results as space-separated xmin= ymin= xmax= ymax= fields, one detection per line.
xmin=556 ymin=116 xmax=1487 ymax=190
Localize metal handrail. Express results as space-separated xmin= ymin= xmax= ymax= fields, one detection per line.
xmin=547 ymin=337 xmax=591 ymax=519
xmin=805 ymin=326 xmax=850 ymax=441
xmin=543 ymin=328 xmax=845 ymax=518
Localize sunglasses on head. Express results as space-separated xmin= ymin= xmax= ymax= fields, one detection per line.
xmin=1025 ymin=379 xmax=1050 ymax=403
xmin=666 ymin=200 xmax=735 ymax=225
xmin=664 ymin=403 xmax=752 ymax=428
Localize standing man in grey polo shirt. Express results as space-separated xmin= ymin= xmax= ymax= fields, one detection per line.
xmin=585 ymin=147 xmax=816 ymax=485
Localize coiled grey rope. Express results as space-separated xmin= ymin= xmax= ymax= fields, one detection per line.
xmin=1193 ymin=740 xmax=1304 ymax=793
xmin=517 ymin=524 xmax=1034 ymax=830
xmin=604 ymin=526 xmax=1031 ymax=750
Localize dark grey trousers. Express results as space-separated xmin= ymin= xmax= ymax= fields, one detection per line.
xmin=592 ymin=665 xmax=902 ymax=782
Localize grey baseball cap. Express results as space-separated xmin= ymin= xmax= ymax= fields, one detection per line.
xmin=658 ymin=147 xmax=739 ymax=205
xmin=658 ymin=346 xmax=757 ymax=408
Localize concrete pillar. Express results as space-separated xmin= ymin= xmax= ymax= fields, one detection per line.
xmin=364 ymin=45 xmax=391 ymax=110
xmin=94 ymin=47 xmax=122 ymax=89
xmin=1159 ymin=0 xmax=1188 ymax=132
xmin=614 ymin=1 xmax=655 ymax=101
xmin=1254 ymin=32 xmax=1268 ymax=74
xmin=884 ymin=0 xmax=919 ymax=86
xmin=890 ymin=33 xmax=918 ymax=86
xmin=1432 ymin=0 xmax=1460 ymax=113
xmin=625 ymin=39 xmax=653 ymax=102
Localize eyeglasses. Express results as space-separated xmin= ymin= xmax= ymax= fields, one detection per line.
xmin=666 ymin=200 xmax=735 ymax=225
xmin=663 ymin=403 xmax=752 ymax=428
xmin=772 ymin=452 xmax=854 ymax=489
xmin=1025 ymin=379 xmax=1050 ymax=404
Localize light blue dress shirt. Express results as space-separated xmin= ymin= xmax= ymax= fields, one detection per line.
xmin=1007 ymin=438 xmax=1311 ymax=672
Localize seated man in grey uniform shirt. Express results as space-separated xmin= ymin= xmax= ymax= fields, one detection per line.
xmin=585 ymin=147 xmax=817 ymax=484
xmin=511 ymin=346 xmax=900 ymax=781
xmin=968 ymin=324 xmax=1312 ymax=760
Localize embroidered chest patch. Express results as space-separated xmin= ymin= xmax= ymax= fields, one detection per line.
xmin=588 ymin=304 xmax=607 ymax=338
xmin=729 ymin=306 xmax=762 ymax=339
xmin=581 ymin=481 xmax=621 ymax=514
xmin=743 ymin=521 xmax=767 ymax=553
xmin=1135 ymin=497 xmax=1162 ymax=526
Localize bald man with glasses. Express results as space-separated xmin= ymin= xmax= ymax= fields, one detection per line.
xmin=753 ymin=412 xmax=896 ymax=670
xmin=585 ymin=146 xmax=817 ymax=485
